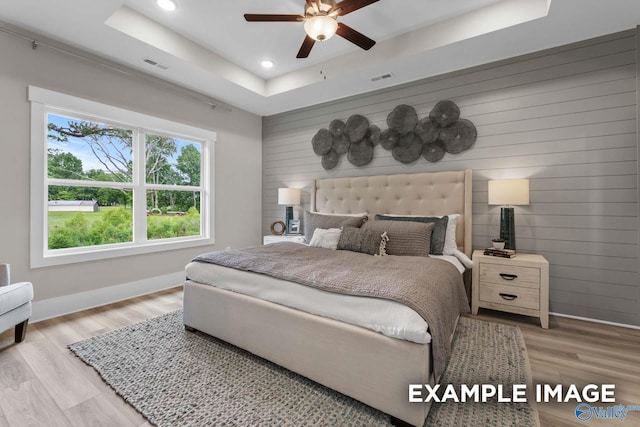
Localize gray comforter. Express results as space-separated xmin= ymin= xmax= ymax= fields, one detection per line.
xmin=193 ymin=242 xmax=469 ymax=378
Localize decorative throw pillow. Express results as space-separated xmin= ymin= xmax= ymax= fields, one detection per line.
xmin=337 ymin=226 xmax=388 ymax=256
xmin=374 ymin=214 xmax=448 ymax=255
xmin=303 ymin=211 xmax=367 ymax=244
xmin=362 ymin=220 xmax=435 ymax=256
xmin=308 ymin=228 xmax=342 ymax=250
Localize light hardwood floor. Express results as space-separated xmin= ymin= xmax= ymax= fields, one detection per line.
xmin=0 ymin=287 xmax=638 ymax=426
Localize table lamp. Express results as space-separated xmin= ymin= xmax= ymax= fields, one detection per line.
xmin=278 ymin=188 xmax=301 ymax=234
xmin=488 ymin=179 xmax=529 ymax=251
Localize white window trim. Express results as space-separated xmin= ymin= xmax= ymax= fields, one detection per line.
xmin=29 ymin=86 xmax=215 ymax=268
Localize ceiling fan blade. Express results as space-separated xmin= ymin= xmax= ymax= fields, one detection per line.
xmin=244 ymin=14 xmax=303 ymax=22
xmin=332 ymin=0 xmax=379 ymax=16
xmin=305 ymin=0 xmax=319 ymax=14
xmin=336 ymin=23 xmax=376 ymax=50
xmin=297 ymin=36 xmax=316 ymax=58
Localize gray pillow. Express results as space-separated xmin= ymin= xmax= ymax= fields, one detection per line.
xmin=337 ymin=226 xmax=386 ymax=256
xmin=362 ymin=220 xmax=435 ymax=256
xmin=374 ymin=214 xmax=448 ymax=255
xmin=303 ymin=212 xmax=367 ymax=244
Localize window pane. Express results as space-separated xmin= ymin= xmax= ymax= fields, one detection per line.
xmin=146 ymin=134 xmax=201 ymax=186
xmin=47 ymin=113 xmax=133 ymax=182
xmin=147 ymin=190 xmax=201 ymax=240
xmin=48 ymin=185 xmax=133 ymax=250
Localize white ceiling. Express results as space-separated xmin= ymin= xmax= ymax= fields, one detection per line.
xmin=1 ymin=0 xmax=640 ymax=116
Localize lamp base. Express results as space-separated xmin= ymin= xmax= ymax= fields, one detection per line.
xmin=285 ymin=206 xmax=293 ymax=234
xmin=500 ymin=207 xmax=516 ymax=251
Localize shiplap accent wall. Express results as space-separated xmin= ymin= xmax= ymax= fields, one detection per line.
xmin=262 ymin=30 xmax=639 ymax=326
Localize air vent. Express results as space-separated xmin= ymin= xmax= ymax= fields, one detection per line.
xmin=370 ymin=72 xmax=394 ymax=82
xmin=143 ymin=58 xmax=168 ymax=70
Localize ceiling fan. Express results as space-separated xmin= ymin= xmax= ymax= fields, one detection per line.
xmin=244 ymin=0 xmax=379 ymax=58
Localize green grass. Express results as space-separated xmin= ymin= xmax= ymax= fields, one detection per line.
xmin=48 ymin=206 xmax=127 ymax=230
xmin=47 ymin=206 xmax=201 ymax=250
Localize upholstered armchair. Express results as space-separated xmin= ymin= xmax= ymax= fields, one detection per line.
xmin=0 ymin=264 xmax=34 ymax=343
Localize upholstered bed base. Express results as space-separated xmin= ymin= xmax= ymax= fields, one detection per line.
xmin=184 ymin=170 xmax=472 ymax=426
xmin=184 ymin=280 xmax=434 ymax=426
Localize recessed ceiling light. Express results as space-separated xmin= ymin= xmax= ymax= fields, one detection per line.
xmin=157 ymin=0 xmax=177 ymax=11
xmin=261 ymin=60 xmax=275 ymax=69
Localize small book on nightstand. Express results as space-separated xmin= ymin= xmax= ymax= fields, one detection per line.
xmin=483 ymin=248 xmax=516 ymax=258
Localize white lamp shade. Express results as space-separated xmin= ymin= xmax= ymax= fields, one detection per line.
xmin=278 ymin=188 xmax=301 ymax=206
xmin=488 ymin=179 xmax=530 ymax=206
xmin=304 ymin=16 xmax=338 ymax=41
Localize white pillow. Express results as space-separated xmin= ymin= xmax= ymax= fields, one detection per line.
xmin=451 ymin=249 xmax=473 ymax=269
xmin=308 ymin=228 xmax=342 ymax=250
xmin=442 ymin=214 xmax=459 ymax=255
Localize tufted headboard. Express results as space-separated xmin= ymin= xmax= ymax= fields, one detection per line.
xmin=312 ymin=170 xmax=472 ymax=256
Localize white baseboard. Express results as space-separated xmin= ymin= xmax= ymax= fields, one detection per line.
xmin=31 ymin=271 xmax=184 ymax=323
xmin=550 ymin=312 xmax=640 ymax=331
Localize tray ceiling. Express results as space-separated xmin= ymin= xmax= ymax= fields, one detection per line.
xmin=1 ymin=0 xmax=640 ymax=115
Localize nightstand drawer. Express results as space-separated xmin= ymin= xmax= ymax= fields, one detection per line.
xmin=479 ymin=283 xmax=540 ymax=310
xmin=479 ymin=263 xmax=540 ymax=289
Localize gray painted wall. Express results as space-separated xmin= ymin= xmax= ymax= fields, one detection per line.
xmin=0 ymin=29 xmax=262 ymax=303
xmin=263 ymin=30 xmax=639 ymax=326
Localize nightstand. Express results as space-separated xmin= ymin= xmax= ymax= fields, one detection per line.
xmin=263 ymin=235 xmax=305 ymax=245
xmin=472 ymin=250 xmax=549 ymax=329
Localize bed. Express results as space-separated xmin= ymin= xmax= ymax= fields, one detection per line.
xmin=183 ymin=169 xmax=472 ymax=426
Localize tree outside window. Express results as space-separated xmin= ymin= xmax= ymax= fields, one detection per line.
xmin=46 ymin=113 xmax=204 ymax=250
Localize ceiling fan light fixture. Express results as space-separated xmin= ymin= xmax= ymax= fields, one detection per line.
xmin=304 ymin=15 xmax=338 ymax=41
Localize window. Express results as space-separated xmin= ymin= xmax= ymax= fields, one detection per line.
xmin=29 ymin=86 xmax=215 ymax=267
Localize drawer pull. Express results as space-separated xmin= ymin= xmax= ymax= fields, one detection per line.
xmin=499 ymin=273 xmax=518 ymax=281
xmin=499 ymin=293 xmax=518 ymax=301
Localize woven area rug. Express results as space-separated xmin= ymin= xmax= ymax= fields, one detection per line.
xmin=69 ymin=311 xmax=539 ymax=427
